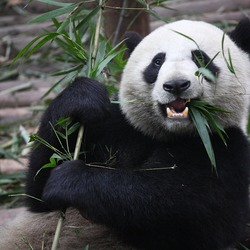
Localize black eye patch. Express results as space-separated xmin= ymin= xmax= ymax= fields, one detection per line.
xmin=143 ymin=53 xmax=166 ymax=84
xmin=192 ymin=50 xmax=220 ymax=82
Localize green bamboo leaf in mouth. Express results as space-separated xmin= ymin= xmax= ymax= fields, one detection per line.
xmin=188 ymin=99 xmax=229 ymax=171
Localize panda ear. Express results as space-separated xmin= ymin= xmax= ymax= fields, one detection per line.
xmin=228 ymin=18 xmax=250 ymax=54
xmin=124 ymin=31 xmax=143 ymax=56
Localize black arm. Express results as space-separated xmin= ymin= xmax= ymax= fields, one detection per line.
xmin=26 ymin=77 xmax=111 ymax=211
xmin=41 ymin=77 xmax=111 ymax=126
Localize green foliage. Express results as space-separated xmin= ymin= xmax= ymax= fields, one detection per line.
xmin=188 ymin=100 xmax=229 ymax=170
xmin=0 ymin=125 xmax=30 ymax=161
xmin=13 ymin=0 xmax=172 ymax=100
xmin=29 ymin=2 xmax=80 ymax=23
xmin=29 ymin=117 xmax=81 ymax=177
xmin=13 ymin=1 xmax=127 ymax=98
xmin=0 ymin=172 xmax=26 ymax=207
xmin=193 ymin=51 xmax=220 ymax=83
xmin=0 ymin=146 xmax=20 ymax=162
xmin=221 ymin=32 xmax=236 ymax=75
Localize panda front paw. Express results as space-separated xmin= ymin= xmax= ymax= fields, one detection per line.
xmin=42 ymin=160 xmax=85 ymax=211
xmin=70 ymin=77 xmax=111 ymax=124
xmin=48 ymin=77 xmax=111 ymax=125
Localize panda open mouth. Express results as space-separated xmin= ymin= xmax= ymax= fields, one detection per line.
xmin=162 ymin=98 xmax=190 ymax=119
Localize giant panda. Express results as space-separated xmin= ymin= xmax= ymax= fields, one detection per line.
xmin=0 ymin=19 xmax=250 ymax=250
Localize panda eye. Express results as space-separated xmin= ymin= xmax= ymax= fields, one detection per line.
xmin=153 ymin=53 xmax=165 ymax=67
xmin=144 ymin=52 xmax=166 ymax=84
xmin=192 ymin=50 xmax=207 ymax=66
xmin=154 ymin=58 xmax=163 ymax=67
xmin=192 ymin=50 xmax=220 ymax=83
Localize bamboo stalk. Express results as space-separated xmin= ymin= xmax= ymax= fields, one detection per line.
xmin=51 ymin=211 xmax=65 ymax=250
xmin=73 ymin=126 xmax=85 ymax=160
xmin=112 ymin=0 xmax=128 ymax=46
xmin=91 ymin=0 xmax=103 ymax=68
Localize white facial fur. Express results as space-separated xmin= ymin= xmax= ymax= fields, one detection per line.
xmin=119 ymin=20 xmax=250 ymax=139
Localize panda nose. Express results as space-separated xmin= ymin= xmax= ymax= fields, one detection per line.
xmin=163 ymin=79 xmax=190 ymax=95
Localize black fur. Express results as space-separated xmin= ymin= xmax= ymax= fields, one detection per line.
xmin=26 ymin=20 xmax=250 ymax=249
xmin=26 ymin=76 xmax=249 ymax=250
xmin=228 ymin=18 xmax=250 ymax=55
xmin=124 ymin=31 xmax=143 ymax=56
xmin=26 ymin=77 xmax=111 ymax=212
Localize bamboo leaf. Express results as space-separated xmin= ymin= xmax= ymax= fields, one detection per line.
xmin=227 ymin=48 xmax=236 ymax=74
xmin=189 ymin=107 xmax=216 ymax=168
xmin=221 ymin=32 xmax=236 ymax=75
xmin=55 ymin=130 xmax=66 ymax=139
xmin=192 ymin=52 xmax=205 ymax=67
xmin=0 ymin=146 xmax=21 ymax=162
xmin=92 ymin=49 xmax=126 ymax=77
xmin=56 ymin=117 xmax=72 ymax=127
xmin=33 ymin=0 xmax=71 ymax=7
xmin=50 ymin=153 xmax=65 ymax=161
xmin=29 ymin=3 xmax=78 ymax=23
xmin=90 ymin=38 xmax=126 ymax=77
xmin=76 ymin=6 xmax=101 ymax=31
xmin=51 ymin=64 xmax=83 ymax=76
xmin=60 ymin=35 xmax=88 ymax=60
xmin=195 ymin=67 xmax=217 ymax=83
xmin=57 ymin=17 xmax=71 ymax=34
xmin=52 ymin=17 xmax=69 ymax=37
xmin=12 ymin=33 xmax=51 ymax=63
xmin=57 ymin=4 xmax=85 ymax=35
xmin=68 ymin=122 xmax=80 ymax=136
xmin=35 ymin=157 xmax=57 ymax=179
xmin=26 ymin=33 xmax=59 ymax=58
xmin=188 ymin=99 xmax=229 ymax=169
xmin=172 ymin=30 xmax=202 ymax=51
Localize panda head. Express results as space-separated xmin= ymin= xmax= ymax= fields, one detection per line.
xmin=119 ymin=19 xmax=250 ymax=139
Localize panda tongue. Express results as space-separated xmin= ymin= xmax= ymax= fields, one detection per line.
xmin=169 ymin=98 xmax=186 ymax=113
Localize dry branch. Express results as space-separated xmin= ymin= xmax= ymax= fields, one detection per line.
xmin=0 ymin=89 xmax=55 ymax=108
xmin=0 ymin=21 xmax=53 ymax=37
xmin=0 ymin=107 xmax=33 ymax=124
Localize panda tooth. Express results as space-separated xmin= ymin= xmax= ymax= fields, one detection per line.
xmin=167 ymin=107 xmax=174 ymax=117
xmin=166 ymin=107 xmax=189 ymax=118
xmin=183 ymin=107 xmax=189 ymax=117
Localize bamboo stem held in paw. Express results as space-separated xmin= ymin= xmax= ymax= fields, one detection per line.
xmin=73 ymin=126 xmax=85 ymax=160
